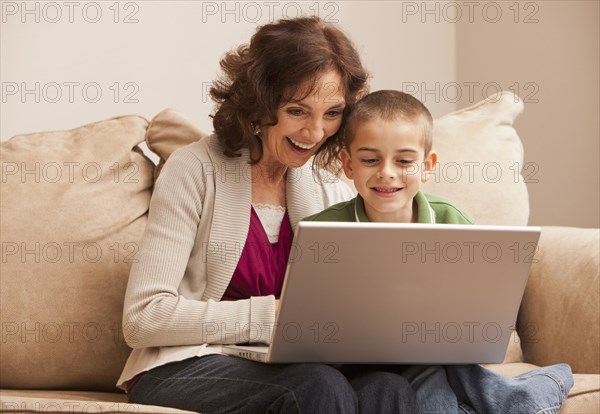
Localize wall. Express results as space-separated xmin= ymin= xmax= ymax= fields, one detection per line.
xmin=0 ymin=1 xmax=456 ymax=137
xmin=456 ymin=0 xmax=599 ymax=227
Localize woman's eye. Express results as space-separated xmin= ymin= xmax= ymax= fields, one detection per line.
xmin=326 ymin=110 xmax=342 ymax=118
xmin=286 ymin=108 xmax=304 ymax=116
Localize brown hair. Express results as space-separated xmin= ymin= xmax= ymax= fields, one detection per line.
xmin=342 ymin=90 xmax=434 ymax=156
xmin=210 ymin=16 xmax=369 ymax=172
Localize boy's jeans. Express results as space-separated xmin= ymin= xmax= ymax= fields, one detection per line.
xmin=403 ymin=364 xmax=573 ymax=414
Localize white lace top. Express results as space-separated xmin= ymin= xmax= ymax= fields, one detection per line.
xmin=252 ymin=203 xmax=286 ymax=243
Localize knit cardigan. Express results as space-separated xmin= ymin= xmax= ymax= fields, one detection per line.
xmin=117 ymin=135 xmax=355 ymax=388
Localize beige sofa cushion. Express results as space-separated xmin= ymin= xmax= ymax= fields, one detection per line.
xmin=0 ymin=116 xmax=154 ymax=391
xmin=423 ymin=91 xmax=529 ymax=225
xmin=0 ymin=390 xmax=196 ymax=414
xmin=518 ymin=226 xmax=600 ymax=374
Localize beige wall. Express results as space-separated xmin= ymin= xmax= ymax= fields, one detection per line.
xmin=0 ymin=1 xmax=456 ymax=137
xmin=2 ymin=1 xmax=598 ymax=227
xmin=457 ymin=0 xmax=599 ymax=228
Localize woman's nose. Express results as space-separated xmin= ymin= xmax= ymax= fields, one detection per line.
xmin=302 ymin=117 xmax=326 ymax=142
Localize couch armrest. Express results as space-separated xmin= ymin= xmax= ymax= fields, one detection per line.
xmin=517 ymin=226 xmax=599 ymax=374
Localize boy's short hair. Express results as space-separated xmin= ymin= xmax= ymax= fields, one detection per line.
xmin=343 ymin=90 xmax=434 ymax=156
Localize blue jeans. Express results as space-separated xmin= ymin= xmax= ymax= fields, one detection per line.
xmin=401 ymin=364 xmax=573 ymax=414
xmin=128 ymin=355 xmax=573 ymax=414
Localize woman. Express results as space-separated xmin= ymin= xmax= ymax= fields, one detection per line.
xmin=118 ymin=16 xmax=418 ymax=413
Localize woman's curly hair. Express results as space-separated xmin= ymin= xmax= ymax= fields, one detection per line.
xmin=210 ymin=16 xmax=369 ymax=174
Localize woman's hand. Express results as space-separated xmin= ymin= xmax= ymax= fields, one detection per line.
xmin=275 ymin=299 xmax=280 ymax=317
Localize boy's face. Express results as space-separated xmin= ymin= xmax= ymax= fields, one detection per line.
xmin=341 ymin=118 xmax=437 ymax=223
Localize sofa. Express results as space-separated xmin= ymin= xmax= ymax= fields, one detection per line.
xmin=1 ymin=91 xmax=598 ymax=413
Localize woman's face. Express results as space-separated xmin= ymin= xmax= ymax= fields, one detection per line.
xmin=260 ymin=69 xmax=346 ymax=169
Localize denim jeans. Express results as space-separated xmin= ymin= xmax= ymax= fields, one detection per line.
xmin=129 ymin=355 xmax=417 ymax=413
xmin=402 ymin=364 xmax=573 ymax=414
xmin=128 ymin=355 xmax=573 ymax=414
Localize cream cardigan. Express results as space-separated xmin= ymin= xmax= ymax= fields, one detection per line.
xmin=117 ymin=135 xmax=355 ymax=388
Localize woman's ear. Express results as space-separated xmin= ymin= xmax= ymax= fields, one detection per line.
xmin=421 ymin=150 xmax=438 ymax=182
xmin=341 ymin=147 xmax=354 ymax=180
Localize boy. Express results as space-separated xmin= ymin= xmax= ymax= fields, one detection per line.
xmin=304 ymin=90 xmax=572 ymax=413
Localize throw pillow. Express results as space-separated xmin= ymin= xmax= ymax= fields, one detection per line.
xmin=145 ymin=108 xmax=207 ymax=179
xmin=423 ymin=90 xmax=529 ymax=225
xmin=0 ymin=115 xmax=154 ymax=391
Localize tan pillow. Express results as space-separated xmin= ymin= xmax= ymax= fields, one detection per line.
xmin=422 ymin=91 xmax=529 ymax=225
xmin=0 ymin=116 xmax=154 ymax=391
xmin=146 ymin=108 xmax=208 ymax=178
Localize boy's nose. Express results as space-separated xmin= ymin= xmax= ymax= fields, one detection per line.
xmin=377 ymin=162 xmax=397 ymax=179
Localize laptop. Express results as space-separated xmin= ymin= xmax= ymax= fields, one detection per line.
xmin=222 ymin=222 xmax=541 ymax=364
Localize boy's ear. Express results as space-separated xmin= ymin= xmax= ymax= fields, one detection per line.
xmin=341 ymin=147 xmax=354 ymax=180
xmin=421 ymin=150 xmax=438 ymax=183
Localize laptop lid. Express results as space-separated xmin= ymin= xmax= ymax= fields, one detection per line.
xmin=266 ymin=222 xmax=540 ymax=364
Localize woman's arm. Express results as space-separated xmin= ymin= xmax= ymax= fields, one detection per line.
xmin=122 ymin=147 xmax=275 ymax=349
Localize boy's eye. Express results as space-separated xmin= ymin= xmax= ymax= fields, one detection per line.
xmin=360 ymin=158 xmax=378 ymax=165
xmin=396 ymin=159 xmax=417 ymax=167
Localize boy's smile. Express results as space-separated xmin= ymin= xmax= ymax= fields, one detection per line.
xmin=341 ymin=118 xmax=437 ymax=223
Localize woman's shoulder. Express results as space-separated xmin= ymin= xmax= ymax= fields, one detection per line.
xmin=169 ymin=134 xmax=219 ymax=162
xmin=163 ymin=134 xmax=241 ymax=176
xmin=155 ymin=135 xmax=221 ymax=189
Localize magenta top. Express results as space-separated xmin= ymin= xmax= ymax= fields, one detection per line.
xmin=221 ymin=207 xmax=293 ymax=300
